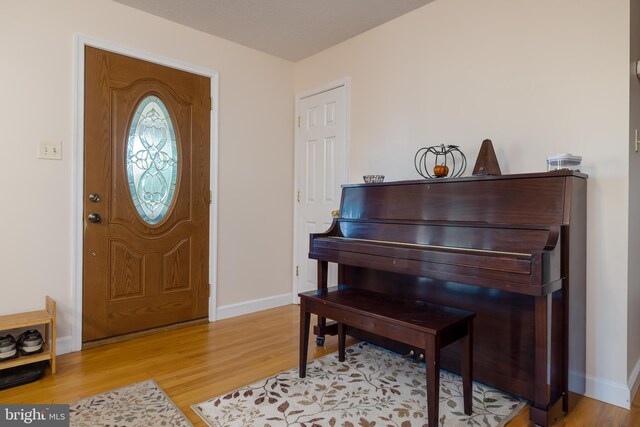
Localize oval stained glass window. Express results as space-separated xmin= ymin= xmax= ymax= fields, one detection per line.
xmin=126 ymin=95 xmax=178 ymax=224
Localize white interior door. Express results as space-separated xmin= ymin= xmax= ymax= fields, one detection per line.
xmin=296 ymin=85 xmax=348 ymax=295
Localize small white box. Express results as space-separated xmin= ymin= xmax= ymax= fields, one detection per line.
xmin=547 ymin=153 xmax=581 ymax=172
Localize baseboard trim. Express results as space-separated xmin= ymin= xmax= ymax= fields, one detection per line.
xmin=56 ymin=336 xmax=73 ymax=356
xmin=217 ymin=293 xmax=292 ymax=320
xmin=628 ymin=357 xmax=640 ymax=407
xmin=584 ymin=373 xmax=631 ymax=409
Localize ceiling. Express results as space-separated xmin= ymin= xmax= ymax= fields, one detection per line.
xmin=113 ymin=0 xmax=434 ymax=62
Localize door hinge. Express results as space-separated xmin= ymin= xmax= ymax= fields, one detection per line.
xmin=296 ymin=266 xmax=299 ymax=276
xmin=297 ymin=191 xmax=300 ymax=203
xmin=210 ymin=97 xmax=213 ymax=111
xmin=297 ymin=116 xmax=301 ymax=128
xmin=209 ymin=191 xmax=212 ymax=205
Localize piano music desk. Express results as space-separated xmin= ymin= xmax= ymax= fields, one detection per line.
xmin=299 ymin=286 xmax=475 ymax=427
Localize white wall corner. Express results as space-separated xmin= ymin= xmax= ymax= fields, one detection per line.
xmin=584 ymin=372 xmax=631 ymax=409
xmin=628 ymin=356 xmax=640 ymax=406
xmin=216 ymin=293 xmax=292 ymax=320
xmin=55 ymin=336 xmax=74 ymax=356
xmin=208 ymin=286 xmax=217 ymax=322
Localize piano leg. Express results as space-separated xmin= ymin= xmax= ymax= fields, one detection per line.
xmin=316 ymin=260 xmax=328 ymax=346
xmin=531 ymin=294 xmax=566 ymax=427
xmin=529 ymin=290 xmax=567 ymax=426
xmin=550 ymin=289 xmax=565 ymax=410
xmin=530 ymin=294 xmax=548 ymax=425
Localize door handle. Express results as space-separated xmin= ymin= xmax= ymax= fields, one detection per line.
xmin=331 ymin=210 xmax=340 ymax=218
xmin=88 ymin=213 xmax=102 ymax=223
xmin=88 ymin=193 xmax=101 ymax=203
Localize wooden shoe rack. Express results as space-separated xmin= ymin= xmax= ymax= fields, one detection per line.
xmin=0 ymin=296 xmax=56 ymax=373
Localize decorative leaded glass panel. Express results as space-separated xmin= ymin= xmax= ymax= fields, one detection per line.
xmin=126 ymin=95 xmax=178 ymax=224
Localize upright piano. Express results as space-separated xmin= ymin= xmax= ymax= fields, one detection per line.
xmin=309 ymin=171 xmax=586 ymax=426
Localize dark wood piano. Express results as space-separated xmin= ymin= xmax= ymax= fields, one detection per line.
xmin=309 ymin=171 xmax=586 ymax=426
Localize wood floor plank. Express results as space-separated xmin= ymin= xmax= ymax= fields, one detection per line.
xmin=0 ymin=304 xmax=634 ymax=426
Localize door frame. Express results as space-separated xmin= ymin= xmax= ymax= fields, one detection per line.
xmin=72 ymin=35 xmax=220 ymax=352
xmin=292 ymin=78 xmax=351 ymax=304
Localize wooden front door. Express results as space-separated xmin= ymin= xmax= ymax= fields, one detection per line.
xmin=83 ymin=47 xmax=210 ymax=343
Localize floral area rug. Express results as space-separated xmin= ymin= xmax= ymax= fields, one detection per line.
xmin=193 ymin=343 xmax=525 ymax=426
xmin=69 ymin=379 xmax=192 ymax=427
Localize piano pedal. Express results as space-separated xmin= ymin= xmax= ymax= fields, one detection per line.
xmin=409 ymin=352 xmax=424 ymax=364
xmin=402 ymin=350 xmax=415 ymax=360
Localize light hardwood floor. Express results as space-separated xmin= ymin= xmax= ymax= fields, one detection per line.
xmin=0 ymin=304 xmax=636 ymax=426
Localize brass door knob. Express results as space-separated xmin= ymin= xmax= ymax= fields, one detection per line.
xmin=331 ymin=210 xmax=340 ymax=218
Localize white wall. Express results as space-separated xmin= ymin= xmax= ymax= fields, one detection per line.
xmin=294 ymin=0 xmax=631 ymax=407
xmin=0 ymin=1 xmax=294 ymax=343
xmin=628 ymin=0 xmax=640 ymax=402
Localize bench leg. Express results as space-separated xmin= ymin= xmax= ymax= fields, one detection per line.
xmin=461 ymin=320 xmax=473 ymax=415
xmin=338 ymin=323 xmax=346 ymax=362
xmin=425 ymin=334 xmax=440 ymax=427
xmin=299 ymin=300 xmax=311 ymax=378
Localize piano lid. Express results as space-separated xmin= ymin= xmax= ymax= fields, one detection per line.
xmin=339 ymin=171 xmax=586 ymax=226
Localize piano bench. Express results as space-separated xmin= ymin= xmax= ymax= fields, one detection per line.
xmin=298 ymin=286 xmax=475 ymax=427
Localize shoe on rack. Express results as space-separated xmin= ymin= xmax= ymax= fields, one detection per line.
xmin=16 ymin=330 xmax=43 ymax=356
xmin=0 ymin=335 xmax=18 ymax=361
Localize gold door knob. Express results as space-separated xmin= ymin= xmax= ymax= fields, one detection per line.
xmin=331 ymin=210 xmax=340 ymax=218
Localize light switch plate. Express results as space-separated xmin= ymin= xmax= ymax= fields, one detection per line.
xmin=38 ymin=141 xmax=62 ymax=160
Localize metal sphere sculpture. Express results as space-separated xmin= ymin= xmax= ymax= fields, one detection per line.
xmin=414 ymin=144 xmax=466 ymax=179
